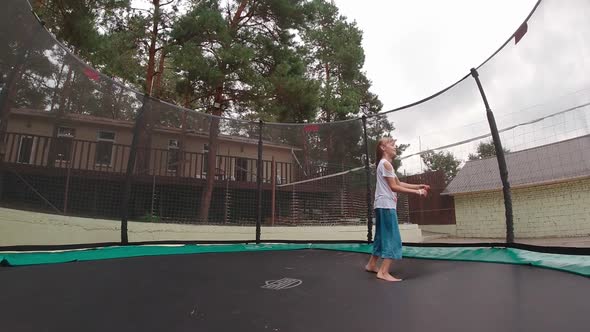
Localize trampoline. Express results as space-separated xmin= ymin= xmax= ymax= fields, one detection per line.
xmin=2 ymin=0 xmax=590 ymax=330
xmin=1 ymin=243 xmax=589 ymax=332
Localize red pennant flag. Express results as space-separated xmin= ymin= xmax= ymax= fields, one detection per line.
xmin=514 ymin=22 xmax=528 ymax=45
xmin=303 ymin=124 xmax=319 ymax=133
xmin=83 ymin=67 xmax=100 ymax=82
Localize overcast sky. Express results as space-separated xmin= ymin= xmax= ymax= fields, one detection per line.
xmin=330 ymin=0 xmax=590 ymax=173
xmin=332 ymin=0 xmax=536 ymax=111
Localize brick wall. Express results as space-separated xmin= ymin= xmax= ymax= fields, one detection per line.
xmin=455 ymin=178 xmax=590 ymax=238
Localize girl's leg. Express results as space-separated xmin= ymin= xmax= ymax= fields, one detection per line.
xmin=377 ymin=259 xmax=402 ymax=282
xmin=365 ymin=255 xmax=379 ymax=273
xmin=376 ymin=209 xmax=402 ymax=282
xmin=366 ymin=209 xmax=382 ymax=273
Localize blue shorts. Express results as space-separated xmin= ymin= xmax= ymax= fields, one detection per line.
xmin=372 ymin=208 xmax=402 ymax=259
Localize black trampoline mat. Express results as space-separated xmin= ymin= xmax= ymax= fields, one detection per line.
xmin=1 ymin=249 xmax=588 ymax=332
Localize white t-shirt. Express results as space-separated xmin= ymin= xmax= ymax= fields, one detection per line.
xmin=374 ymin=159 xmax=398 ymax=209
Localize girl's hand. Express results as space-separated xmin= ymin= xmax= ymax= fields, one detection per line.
xmin=419 ymin=184 xmax=430 ymax=191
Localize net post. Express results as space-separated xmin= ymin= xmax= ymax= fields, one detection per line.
xmin=271 ymin=156 xmax=276 ymax=226
xmin=63 ymin=142 xmax=74 ymax=215
xmin=120 ymin=93 xmax=149 ymax=245
xmin=470 ymin=68 xmax=514 ymax=243
xmin=361 ymin=115 xmax=373 ymax=243
xmin=256 ymin=120 xmax=264 ymax=243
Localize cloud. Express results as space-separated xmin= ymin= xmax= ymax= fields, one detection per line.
xmin=333 ymin=0 xmax=590 ymax=173
xmin=333 ymin=0 xmax=537 ymax=108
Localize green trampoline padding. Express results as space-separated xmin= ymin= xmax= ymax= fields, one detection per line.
xmin=2 ymin=243 xmax=589 ymax=277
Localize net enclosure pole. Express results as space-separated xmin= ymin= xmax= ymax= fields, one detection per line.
xmin=256 ymin=120 xmax=264 ymax=243
xmin=271 ymin=156 xmax=276 ymax=226
xmin=470 ymin=68 xmax=514 ymax=243
xmin=120 ymin=94 xmax=150 ymax=244
xmin=361 ymin=115 xmax=373 ymax=243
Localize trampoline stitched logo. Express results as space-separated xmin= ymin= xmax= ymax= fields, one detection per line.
xmin=261 ymin=278 xmax=302 ymax=290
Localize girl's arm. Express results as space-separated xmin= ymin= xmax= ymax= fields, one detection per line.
xmin=399 ymin=182 xmax=430 ymax=190
xmin=383 ymin=162 xmax=426 ymax=196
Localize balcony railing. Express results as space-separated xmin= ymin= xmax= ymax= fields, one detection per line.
xmin=2 ymin=132 xmax=299 ymax=184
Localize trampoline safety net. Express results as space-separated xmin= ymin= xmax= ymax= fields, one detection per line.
xmin=0 ymin=0 xmax=589 ymax=247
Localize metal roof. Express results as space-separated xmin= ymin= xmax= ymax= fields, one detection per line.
xmin=11 ymin=108 xmax=300 ymax=151
xmin=443 ymin=135 xmax=590 ymax=195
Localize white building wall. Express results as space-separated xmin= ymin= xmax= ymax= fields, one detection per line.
xmin=455 ymin=178 xmax=590 ymax=238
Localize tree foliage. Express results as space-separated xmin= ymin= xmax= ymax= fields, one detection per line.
xmin=16 ymin=0 xmax=402 ymax=219
xmin=421 ymin=150 xmax=461 ymax=183
xmin=29 ymin=0 xmax=387 ymax=125
xmin=468 ymin=140 xmax=510 ymax=161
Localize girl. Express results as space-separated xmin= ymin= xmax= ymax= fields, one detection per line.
xmin=365 ymin=137 xmax=429 ymax=282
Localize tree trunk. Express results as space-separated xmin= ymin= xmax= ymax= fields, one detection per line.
xmin=197 ymin=0 xmax=249 ymax=222
xmin=179 ymin=93 xmax=190 ymax=176
xmin=58 ymin=68 xmax=73 ymax=114
xmin=49 ymin=61 xmax=67 ymax=113
xmin=134 ymin=99 xmax=159 ymax=174
xmin=301 ymin=127 xmax=309 ymax=178
xmin=136 ymin=0 xmax=162 ymax=175
xmin=198 ymin=86 xmax=223 ymax=221
xmin=324 ymin=63 xmax=334 ymax=170
xmin=106 ymin=81 xmax=117 ymax=119
xmin=229 ymin=0 xmax=249 ymax=30
xmin=145 ymin=0 xmax=160 ymax=95
xmin=48 ymin=67 xmax=73 ymax=166
xmin=153 ymin=50 xmax=166 ymax=98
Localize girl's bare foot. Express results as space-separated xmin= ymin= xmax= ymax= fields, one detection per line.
xmin=376 ymin=272 xmax=402 ymax=282
xmin=364 ymin=264 xmax=379 ymax=273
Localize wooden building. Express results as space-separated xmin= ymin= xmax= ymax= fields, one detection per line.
xmin=1 ymin=108 xmax=368 ymax=225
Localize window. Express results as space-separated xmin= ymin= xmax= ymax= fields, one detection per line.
xmin=58 ymin=127 xmax=75 ymax=138
xmin=167 ymin=139 xmax=180 ymax=172
xmin=235 ymin=158 xmax=248 ymax=181
xmin=96 ymin=130 xmax=115 ymax=165
xmin=53 ymin=127 xmax=76 ymax=162
xmin=17 ymin=136 xmax=34 ymax=164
